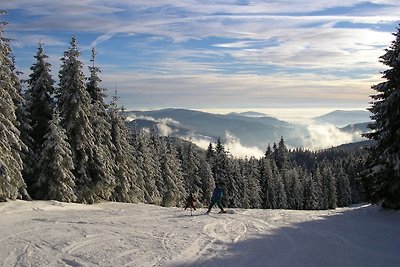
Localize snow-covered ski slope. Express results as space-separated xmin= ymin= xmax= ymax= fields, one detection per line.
xmin=1 ymin=200 xmax=399 ymax=267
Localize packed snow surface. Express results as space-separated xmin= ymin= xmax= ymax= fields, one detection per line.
xmin=1 ymin=200 xmax=399 ymax=267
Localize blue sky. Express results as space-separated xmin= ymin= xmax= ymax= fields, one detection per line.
xmin=2 ymin=0 xmax=400 ymax=111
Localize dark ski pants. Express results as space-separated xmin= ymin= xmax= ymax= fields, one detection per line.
xmin=207 ymin=198 xmax=224 ymax=212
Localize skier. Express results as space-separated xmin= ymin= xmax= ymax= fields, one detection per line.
xmin=184 ymin=193 xmax=197 ymax=211
xmin=206 ymin=183 xmax=226 ymax=214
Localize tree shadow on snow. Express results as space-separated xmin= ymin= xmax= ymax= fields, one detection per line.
xmin=171 ymin=205 xmax=400 ymax=267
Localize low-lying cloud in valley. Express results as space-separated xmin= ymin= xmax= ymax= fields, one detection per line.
xmin=126 ymin=112 xmax=367 ymax=158
xmin=301 ymin=123 xmax=365 ymax=150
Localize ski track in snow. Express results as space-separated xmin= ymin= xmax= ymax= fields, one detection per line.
xmin=1 ymin=201 xmax=400 ymax=267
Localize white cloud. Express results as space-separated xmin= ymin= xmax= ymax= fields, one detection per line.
xmin=90 ymin=32 xmax=117 ymax=47
xmin=224 ymin=131 xmax=265 ymax=158
xmin=182 ymin=131 xmax=264 ymax=158
xmin=185 ymin=135 xmax=214 ymax=151
xmin=301 ymin=124 xmax=365 ymax=150
xmin=156 ymin=123 xmax=174 ymax=136
xmin=125 ymin=114 xmax=179 ymax=136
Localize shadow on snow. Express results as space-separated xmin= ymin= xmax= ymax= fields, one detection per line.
xmin=172 ymin=205 xmax=400 ymax=267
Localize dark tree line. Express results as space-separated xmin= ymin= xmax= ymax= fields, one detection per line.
xmin=205 ymin=137 xmax=366 ymax=210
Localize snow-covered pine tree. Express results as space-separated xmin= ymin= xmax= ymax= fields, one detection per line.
xmin=259 ymin=157 xmax=275 ymax=209
xmin=37 ymin=112 xmax=76 ymax=202
xmin=312 ymin=167 xmax=323 ymax=209
xmin=273 ymin=161 xmax=287 ymax=209
xmin=303 ymin=174 xmax=319 ymax=210
xmin=149 ymin=128 xmax=164 ymax=197
xmin=363 ymin=25 xmax=400 ymax=209
xmin=275 ymin=137 xmax=289 ymax=171
xmin=198 ymin=156 xmax=214 ymax=205
xmin=15 ymin=81 xmax=35 ymax=198
xmin=335 ymin=164 xmax=352 ymax=207
xmin=133 ymin=129 xmax=161 ymax=204
xmin=109 ymin=92 xmax=143 ymax=203
xmin=181 ymin=142 xmax=202 ymax=196
xmin=57 ymin=37 xmax=98 ymax=203
xmin=212 ymin=138 xmax=229 ymax=183
xmin=225 ymin=158 xmax=241 ymax=208
xmin=159 ymin=138 xmax=185 ymax=207
xmin=242 ymin=157 xmax=262 ymax=208
xmin=206 ymin=142 xmax=214 ymax=163
xmin=320 ymin=161 xmax=337 ymax=209
xmin=24 ymin=42 xmax=55 ymax=196
xmin=86 ymin=47 xmax=115 ymax=201
xmin=286 ymin=167 xmax=304 ymax=210
xmin=0 ymin=14 xmax=29 ymax=201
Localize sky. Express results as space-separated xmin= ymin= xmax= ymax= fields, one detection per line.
xmin=2 ymin=0 xmax=400 ymax=113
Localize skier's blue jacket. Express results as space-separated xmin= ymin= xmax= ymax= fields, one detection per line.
xmin=211 ymin=187 xmax=223 ymax=201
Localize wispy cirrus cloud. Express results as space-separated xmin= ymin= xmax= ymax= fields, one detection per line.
xmin=4 ymin=0 xmax=400 ymax=110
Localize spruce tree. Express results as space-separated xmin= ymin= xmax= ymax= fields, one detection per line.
xmin=206 ymin=142 xmax=214 ymax=162
xmin=259 ymin=157 xmax=275 ymax=209
xmin=213 ymin=137 xmax=229 ymax=183
xmin=363 ymin=24 xmax=400 ymax=209
xmin=110 ymin=92 xmax=143 ymax=203
xmin=244 ymin=157 xmax=262 ymax=208
xmin=198 ymin=156 xmax=214 ymax=205
xmin=37 ymin=112 xmax=76 ymax=202
xmin=149 ymin=128 xmax=164 ymax=197
xmin=25 ymin=42 xmax=55 ymax=196
xmin=181 ymin=143 xmax=202 ymax=195
xmin=57 ymin=37 xmax=97 ymax=203
xmin=133 ymin=129 xmax=161 ymax=204
xmin=0 ymin=14 xmax=28 ymax=201
xmin=159 ymin=138 xmax=185 ymax=207
xmin=286 ymin=167 xmax=304 ymax=210
xmin=336 ymin=164 xmax=352 ymax=207
xmin=86 ymin=47 xmax=115 ymax=201
xmin=226 ymin=158 xmax=241 ymax=208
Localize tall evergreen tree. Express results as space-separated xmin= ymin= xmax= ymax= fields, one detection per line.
xmin=206 ymin=142 xmax=214 ymax=162
xmin=181 ymin=143 xmax=202 ymax=195
xmin=0 ymin=14 xmax=27 ymax=200
xmin=25 ymin=42 xmax=55 ymax=196
xmin=303 ymin=174 xmax=319 ymax=210
xmin=86 ymin=47 xmax=115 ymax=201
xmin=37 ymin=112 xmax=76 ymax=202
xmin=336 ymin=164 xmax=352 ymax=207
xmin=149 ymin=128 xmax=164 ymax=196
xmin=259 ymin=157 xmax=275 ymax=209
xmin=57 ymin=37 xmax=97 ymax=203
xmin=110 ymin=92 xmax=143 ymax=203
xmin=226 ymin=158 xmax=241 ymax=208
xmin=133 ymin=129 xmax=161 ymax=204
xmin=212 ymin=138 xmax=229 ymax=183
xmin=363 ymin=24 xmax=400 ymax=209
xmin=159 ymin=138 xmax=185 ymax=207
xmin=286 ymin=167 xmax=304 ymax=210
xmin=244 ymin=157 xmax=262 ymax=208
xmin=320 ymin=162 xmax=337 ymax=209
xmin=198 ymin=156 xmax=214 ymax=205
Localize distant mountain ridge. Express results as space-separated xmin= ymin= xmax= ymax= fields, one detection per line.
xmin=231 ymin=111 xmax=267 ymax=117
xmin=313 ymin=110 xmax=371 ymax=127
xmin=125 ymin=108 xmax=300 ymax=149
xmin=124 ymin=108 xmax=370 ymax=151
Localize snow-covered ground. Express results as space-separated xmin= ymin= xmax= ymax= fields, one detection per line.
xmin=1 ymin=201 xmax=399 ymax=267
